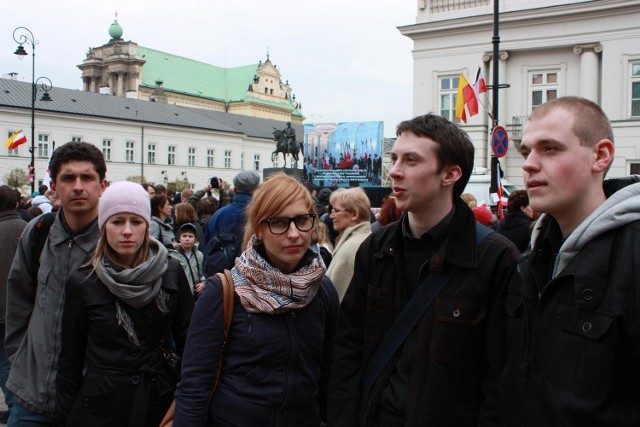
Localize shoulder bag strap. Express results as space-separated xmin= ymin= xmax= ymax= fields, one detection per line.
xmin=361 ymin=223 xmax=492 ymax=405
xmin=209 ymin=269 xmax=235 ymax=402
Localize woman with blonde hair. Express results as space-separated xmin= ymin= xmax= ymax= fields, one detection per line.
xmin=174 ymin=173 xmax=339 ymax=426
xmin=326 ymin=187 xmax=372 ymax=300
xmin=55 ymin=181 xmax=193 ymax=426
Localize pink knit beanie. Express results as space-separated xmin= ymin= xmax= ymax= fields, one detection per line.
xmin=98 ymin=181 xmax=151 ymax=229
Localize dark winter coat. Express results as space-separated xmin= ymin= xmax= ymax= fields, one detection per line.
xmin=174 ymin=274 xmax=339 ymax=427
xmin=328 ymin=199 xmax=518 ymax=427
xmin=55 ymin=257 xmax=193 ymax=427
xmin=499 ymin=181 xmax=640 ymax=427
xmin=495 ymin=211 xmax=532 ymax=252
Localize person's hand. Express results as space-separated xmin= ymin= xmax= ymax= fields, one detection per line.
xmin=172 ymin=242 xmax=180 ymax=250
xmin=195 ymin=282 xmax=205 ymax=293
xmin=202 ymin=183 xmax=212 ymax=193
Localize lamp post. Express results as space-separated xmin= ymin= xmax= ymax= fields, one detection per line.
xmin=13 ymin=26 xmax=53 ymax=195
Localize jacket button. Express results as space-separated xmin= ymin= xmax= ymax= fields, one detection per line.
xmin=83 ymin=398 xmax=90 ymax=408
xmin=131 ymin=375 xmax=141 ymax=385
xmin=453 ymin=309 xmax=461 ymax=318
xmin=582 ymin=322 xmax=592 ymax=333
xmin=582 ymin=289 xmax=594 ymax=301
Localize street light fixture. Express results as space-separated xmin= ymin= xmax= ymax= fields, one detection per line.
xmin=13 ymin=26 xmax=54 ymax=195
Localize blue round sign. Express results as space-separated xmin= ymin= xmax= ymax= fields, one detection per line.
xmin=491 ymin=126 xmax=509 ymax=158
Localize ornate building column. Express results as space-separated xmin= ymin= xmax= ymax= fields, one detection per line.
xmin=573 ymin=43 xmax=602 ymax=102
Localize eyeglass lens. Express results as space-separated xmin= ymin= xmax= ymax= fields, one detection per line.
xmin=266 ymin=214 xmax=315 ymax=234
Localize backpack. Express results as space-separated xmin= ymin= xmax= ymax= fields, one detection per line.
xmin=30 ymin=212 xmax=56 ymax=285
xmin=204 ymin=230 xmax=242 ymax=277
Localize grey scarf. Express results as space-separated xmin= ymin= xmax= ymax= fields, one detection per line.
xmin=93 ymin=240 xmax=170 ymax=345
xmin=93 ymin=239 xmax=169 ymax=308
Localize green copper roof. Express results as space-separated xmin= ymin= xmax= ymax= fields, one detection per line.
xmin=136 ymin=46 xmax=258 ymax=103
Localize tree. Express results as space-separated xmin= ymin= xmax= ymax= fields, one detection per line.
xmin=4 ymin=168 xmax=29 ymax=188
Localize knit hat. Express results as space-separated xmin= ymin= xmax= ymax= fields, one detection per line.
xmin=233 ymin=171 xmax=261 ymax=193
xmin=98 ymin=181 xmax=151 ymax=229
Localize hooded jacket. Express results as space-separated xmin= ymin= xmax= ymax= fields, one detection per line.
xmin=500 ymin=179 xmax=640 ymax=426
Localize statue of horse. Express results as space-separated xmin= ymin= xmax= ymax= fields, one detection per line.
xmin=272 ymin=129 xmax=303 ymax=168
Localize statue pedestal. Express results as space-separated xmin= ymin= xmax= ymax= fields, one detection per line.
xmin=263 ymin=167 xmax=303 ymax=182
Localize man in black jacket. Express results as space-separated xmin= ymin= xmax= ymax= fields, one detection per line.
xmin=328 ymin=114 xmax=518 ymax=427
xmin=499 ymin=97 xmax=640 ymax=426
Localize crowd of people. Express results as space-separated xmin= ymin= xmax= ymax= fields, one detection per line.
xmin=0 ymin=95 xmax=638 ymax=426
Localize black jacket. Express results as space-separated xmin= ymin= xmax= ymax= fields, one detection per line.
xmin=328 ymin=199 xmax=518 ymax=427
xmin=56 ymin=257 xmax=193 ymax=427
xmin=500 ymin=181 xmax=640 ymax=426
xmin=495 ymin=211 xmax=532 ymax=252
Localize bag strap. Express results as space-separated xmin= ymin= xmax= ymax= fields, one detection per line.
xmin=210 ymin=269 xmax=235 ymax=402
xmin=30 ymin=212 xmax=56 ymax=287
xmin=361 ymin=223 xmax=492 ymax=404
xmin=118 ymin=299 xmax=167 ymax=353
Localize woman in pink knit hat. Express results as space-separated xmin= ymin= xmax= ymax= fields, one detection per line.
xmin=55 ymin=181 xmax=193 ymax=427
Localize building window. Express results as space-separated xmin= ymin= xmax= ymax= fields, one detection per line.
xmin=254 ymin=154 xmax=260 ymax=171
xmin=632 ymin=62 xmax=640 ymax=117
xmin=207 ymin=149 xmax=215 ymax=168
xmin=168 ymin=145 xmax=176 ymax=165
xmin=6 ymin=131 xmax=19 ymax=156
xmin=188 ymin=147 xmax=196 ymax=167
xmin=240 ymin=152 xmax=245 ymax=170
xmin=148 ymin=143 xmax=156 ymax=164
xmin=224 ymin=150 xmax=231 ymax=168
xmin=71 ymin=136 xmax=83 ymax=142
xmin=631 ymin=163 xmax=640 ymax=175
xmin=529 ymin=70 xmax=558 ymax=110
xmin=37 ymin=133 xmax=49 ymax=158
xmin=125 ymin=141 xmax=135 ymax=163
xmin=439 ymin=75 xmax=459 ymax=121
xmin=102 ymin=139 xmax=112 ymax=161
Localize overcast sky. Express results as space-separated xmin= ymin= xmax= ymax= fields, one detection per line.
xmin=1 ymin=0 xmax=416 ymax=137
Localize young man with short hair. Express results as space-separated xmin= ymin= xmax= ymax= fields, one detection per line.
xmin=5 ymin=142 xmax=107 ymax=425
xmin=328 ymin=114 xmax=518 ymax=426
xmin=499 ymin=96 xmax=640 ymax=426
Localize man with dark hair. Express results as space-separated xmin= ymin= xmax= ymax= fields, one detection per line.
xmin=0 ymin=186 xmax=27 ymax=423
xmin=5 ymin=141 xmax=107 ymax=425
xmin=495 ymin=189 xmax=534 ymax=252
xmin=329 ymin=114 xmax=518 ymax=426
xmin=500 ymin=97 xmax=640 ymax=426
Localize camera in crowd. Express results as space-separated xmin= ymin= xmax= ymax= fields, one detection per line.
xmin=210 ymin=177 xmax=220 ymax=189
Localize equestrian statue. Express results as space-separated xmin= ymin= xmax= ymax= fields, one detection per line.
xmin=272 ymin=122 xmax=303 ymax=168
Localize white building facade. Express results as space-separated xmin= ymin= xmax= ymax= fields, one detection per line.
xmin=0 ymin=78 xmax=300 ymax=191
xmin=400 ymin=0 xmax=640 ymax=187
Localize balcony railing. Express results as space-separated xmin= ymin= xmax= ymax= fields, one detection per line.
xmin=430 ymin=0 xmax=490 ymax=13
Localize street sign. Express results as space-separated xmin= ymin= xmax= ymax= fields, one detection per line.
xmin=491 ymin=126 xmax=509 ymax=158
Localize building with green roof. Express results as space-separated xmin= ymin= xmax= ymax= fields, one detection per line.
xmin=78 ymin=18 xmax=304 ymax=123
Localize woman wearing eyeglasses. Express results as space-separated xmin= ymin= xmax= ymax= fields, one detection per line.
xmin=174 ymin=173 xmax=339 ymax=427
xmin=325 ymin=187 xmax=372 ymax=301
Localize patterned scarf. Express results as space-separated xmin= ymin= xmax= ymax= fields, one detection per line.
xmin=232 ymin=234 xmax=326 ymax=314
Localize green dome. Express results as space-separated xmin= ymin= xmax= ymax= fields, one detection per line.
xmin=109 ymin=20 xmax=123 ymax=39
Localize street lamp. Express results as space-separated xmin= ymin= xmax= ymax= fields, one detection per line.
xmin=13 ymin=26 xmax=53 ymax=195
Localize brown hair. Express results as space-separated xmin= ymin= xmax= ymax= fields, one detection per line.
xmin=396 ymin=113 xmax=474 ymax=198
xmin=243 ymin=173 xmax=316 ymax=249
xmin=174 ymin=202 xmax=197 ymax=225
xmin=528 ymin=96 xmax=614 ymax=148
